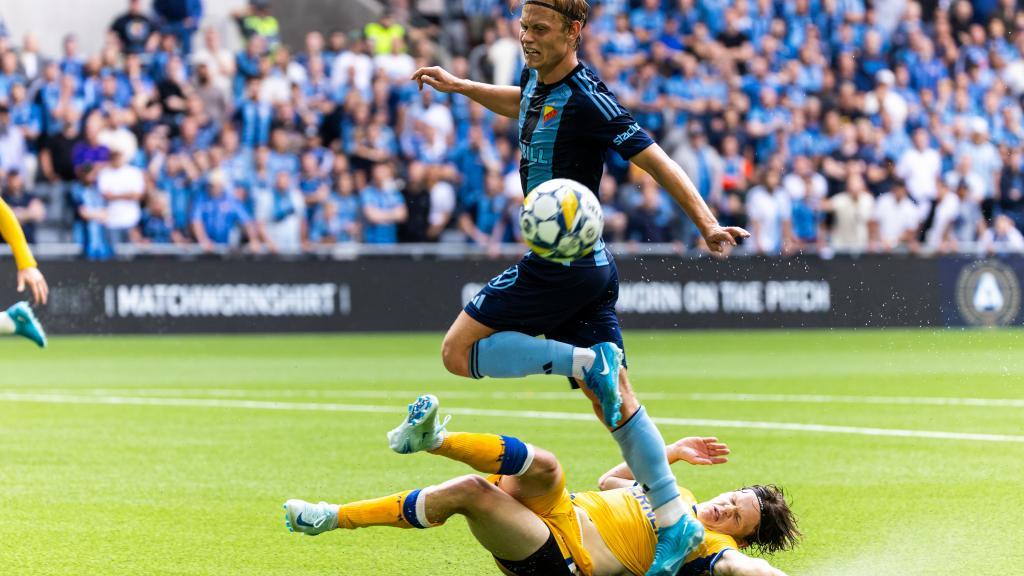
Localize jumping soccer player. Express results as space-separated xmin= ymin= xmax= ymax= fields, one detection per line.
xmin=284 ymin=395 xmax=799 ymax=576
xmin=410 ymin=1 xmax=748 ymax=573
xmin=0 ymin=194 xmax=48 ymax=347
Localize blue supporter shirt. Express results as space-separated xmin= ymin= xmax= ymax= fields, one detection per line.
xmin=449 ymin=142 xmax=489 ymax=209
xmin=791 ymin=198 xmax=819 ymax=242
xmin=8 ymin=101 xmax=41 ymax=148
xmin=157 ymin=172 xmax=195 ymax=232
xmin=72 ymin=182 xmax=114 ymax=260
xmin=222 ymin=150 xmax=254 ymax=191
xmin=360 ymin=185 xmax=404 ymax=244
xmin=907 ymin=54 xmax=947 ymax=93
xmin=748 ymin=105 xmax=790 ymax=160
xmin=473 ymin=193 xmax=508 ymax=237
xmin=267 ymin=151 xmax=300 ymax=181
xmin=236 ymin=98 xmax=272 ymax=148
xmin=0 ymin=74 xmax=24 ymax=102
xmin=629 ymin=8 xmax=665 ymax=34
xmin=310 ymin=194 xmax=360 ymax=242
xmin=38 ymin=82 xmax=62 ymax=136
xmin=191 ymin=194 xmax=252 ymax=245
xmin=141 ymin=213 xmax=174 ymax=243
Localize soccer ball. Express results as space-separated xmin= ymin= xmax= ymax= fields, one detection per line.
xmin=520 ymin=179 xmax=604 ymax=262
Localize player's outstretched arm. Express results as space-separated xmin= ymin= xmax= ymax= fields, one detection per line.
xmin=0 ymin=197 xmax=47 ymax=305
xmin=598 ymin=437 xmax=729 ymax=490
xmin=630 ymin=144 xmax=750 ymax=254
xmin=713 ymin=549 xmax=789 ymax=576
xmin=411 ymin=66 xmax=521 ymax=119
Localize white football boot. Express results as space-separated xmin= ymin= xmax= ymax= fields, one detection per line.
xmin=387 ymin=394 xmax=451 ymax=455
xmin=283 ymin=499 xmax=338 ymax=536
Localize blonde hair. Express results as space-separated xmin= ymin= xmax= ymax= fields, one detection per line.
xmin=521 ymin=0 xmax=589 ymax=49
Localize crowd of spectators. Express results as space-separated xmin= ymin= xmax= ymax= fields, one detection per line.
xmin=2 ymin=0 xmax=1024 ymax=258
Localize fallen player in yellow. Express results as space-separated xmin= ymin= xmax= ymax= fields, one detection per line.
xmin=284 ymin=395 xmax=799 ymax=576
xmin=0 ymin=193 xmax=48 ymax=347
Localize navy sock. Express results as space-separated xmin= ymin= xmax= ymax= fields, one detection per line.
xmin=470 ymin=332 xmax=574 ymax=379
xmin=611 ymin=406 xmax=680 ymax=510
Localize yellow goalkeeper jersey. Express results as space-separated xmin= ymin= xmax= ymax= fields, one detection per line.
xmin=571 ymin=484 xmax=737 ymax=576
xmin=0 ymin=196 xmax=37 ymax=270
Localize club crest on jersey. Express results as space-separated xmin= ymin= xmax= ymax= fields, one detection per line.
xmin=543 ymin=105 xmax=559 ymax=124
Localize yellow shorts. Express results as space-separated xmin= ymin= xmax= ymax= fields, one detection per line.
xmin=488 ymin=473 xmax=594 ymax=576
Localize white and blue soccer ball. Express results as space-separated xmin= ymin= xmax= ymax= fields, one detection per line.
xmin=519 ymin=178 xmax=604 ymax=262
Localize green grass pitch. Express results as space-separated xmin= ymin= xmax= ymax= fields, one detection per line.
xmin=2 ymin=330 xmax=1023 ymax=575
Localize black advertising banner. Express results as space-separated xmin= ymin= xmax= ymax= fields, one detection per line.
xmin=937 ymin=257 xmax=1024 ymax=327
xmin=0 ymin=255 xmax=1011 ymax=334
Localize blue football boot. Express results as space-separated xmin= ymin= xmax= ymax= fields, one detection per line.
xmin=581 ymin=342 xmax=623 ymax=427
xmin=646 ymin=514 xmax=705 ymax=576
xmin=6 ymin=302 xmax=47 ymax=348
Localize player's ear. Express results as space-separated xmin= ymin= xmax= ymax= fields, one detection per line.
xmin=567 ymin=20 xmax=582 ymax=44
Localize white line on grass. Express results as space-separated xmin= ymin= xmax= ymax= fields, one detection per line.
xmin=8 ymin=388 xmax=1024 ymax=408
xmin=1 ymin=392 xmax=1023 ymax=444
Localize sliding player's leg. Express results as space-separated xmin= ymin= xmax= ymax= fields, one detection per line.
xmin=388 ymin=394 xmax=546 ymax=485
xmin=385 ymin=394 xmax=589 ymax=575
xmin=287 ymin=395 xmax=565 ymax=569
xmin=284 ymin=474 xmax=553 ymax=565
xmin=0 ymin=302 xmax=47 ymax=348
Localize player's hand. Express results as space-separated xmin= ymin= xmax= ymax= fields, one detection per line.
xmin=17 ymin=267 xmax=48 ymax=306
xmin=668 ymin=436 xmax=730 ymax=466
xmin=411 ymin=66 xmax=466 ymax=94
xmin=703 ymin=225 xmax=750 ymax=255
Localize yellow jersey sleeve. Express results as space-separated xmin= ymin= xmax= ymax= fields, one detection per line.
xmin=679 ymin=530 xmax=737 ymax=576
xmin=0 ymin=197 xmax=37 ymax=271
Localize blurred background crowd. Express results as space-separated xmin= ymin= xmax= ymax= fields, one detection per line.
xmin=2 ymin=0 xmax=1024 ymax=258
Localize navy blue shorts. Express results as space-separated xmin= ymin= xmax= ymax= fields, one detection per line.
xmin=464 ymin=253 xmax=626 ymax=383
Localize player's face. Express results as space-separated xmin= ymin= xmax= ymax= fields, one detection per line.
xmin=695 ymin=490 xmax=761 ymax=543
xmin=520 ymin=5 xmax=573 ymax=72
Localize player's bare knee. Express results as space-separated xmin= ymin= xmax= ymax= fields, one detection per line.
xmin=451 ymin=475 xmax=499 ymax=512
xmin=440 ymin=336 xmax=470 ymax=377
xmin=525 ymin=448 xmax=560 ymax=482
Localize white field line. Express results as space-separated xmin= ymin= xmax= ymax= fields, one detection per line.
xmin=1 ymin=392 xmax=1023 ymax=444
xmin=6 ymin=388 xmax=1024 ymax=408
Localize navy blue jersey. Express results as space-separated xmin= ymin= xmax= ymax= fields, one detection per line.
xmin=517 ymin=63 xmax=654 ymax=268
xmin=517 ymin=63 xmax=654 ymax=196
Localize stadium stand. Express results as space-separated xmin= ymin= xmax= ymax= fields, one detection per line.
xmin=1 ymin=0 xmax=1024 ymax=259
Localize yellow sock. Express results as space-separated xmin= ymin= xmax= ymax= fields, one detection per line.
xmin=338 ymin=490 xmax=420 ymax=529
xmin=429 ymin=432 xmax=534 ymax=476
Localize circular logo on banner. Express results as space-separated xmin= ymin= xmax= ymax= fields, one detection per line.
xmin=955 ymin=261 xmax=1021 ymax=327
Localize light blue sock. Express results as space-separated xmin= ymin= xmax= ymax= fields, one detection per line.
xmin=470 ymin=331 xmax=574 ymax=379
xmin=611 ymin=405 xmax=679 ymax=510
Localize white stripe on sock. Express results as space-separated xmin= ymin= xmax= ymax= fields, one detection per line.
xmin=416 ymin=486 xmax=436 ymax=527
xmin=514 ymin=443 xmax=536 ymax=476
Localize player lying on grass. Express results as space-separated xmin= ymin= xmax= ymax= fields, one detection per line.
xmin=284 ymin=395 xmax=799 ymax=576
xmin=0 ymin=194 xmax=48 ymax=347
